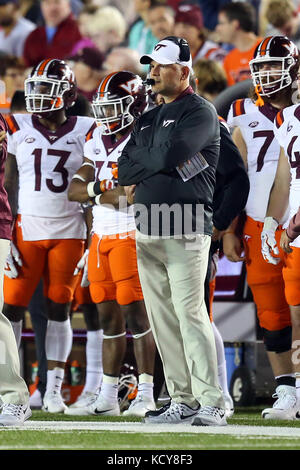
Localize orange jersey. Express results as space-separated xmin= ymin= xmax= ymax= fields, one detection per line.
xmin=223 ymin=38 xmax=262 ymax=86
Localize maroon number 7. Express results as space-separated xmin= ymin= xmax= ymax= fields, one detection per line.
xmin=253 ymin=130 xmax=274 ymax=172
xmin=95 ymin=160 xmax=115 ymax=181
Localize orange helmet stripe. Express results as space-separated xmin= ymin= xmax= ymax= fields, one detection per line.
xmin=259 ymin=37 xmax=272 ymax=57
xmin=37 ymin=58 xmax=53 ymax=76
xmin=98 ymin=72 xmax=118 ymax=98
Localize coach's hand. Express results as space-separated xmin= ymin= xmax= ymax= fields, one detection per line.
xmin=261 ymin=217 xmax=280 ymax=265
xmin=124 ymin=185 xmax=136 ymax=205
xmin=4 ymin=242 xmax=22 ymax=279
xmin=222 ymin=232 xmax=245 ymax=262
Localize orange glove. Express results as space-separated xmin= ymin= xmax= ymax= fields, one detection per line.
xmin=99 ymin=179 xmax=117 ymax=192
xmin=111 ymin=163 xmax=118 ymax=179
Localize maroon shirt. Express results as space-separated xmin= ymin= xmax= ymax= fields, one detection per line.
xmin=0 ymin=114 xmax=12 ymax=240
xmin=23 ymin=14 xmax=82 ymax=67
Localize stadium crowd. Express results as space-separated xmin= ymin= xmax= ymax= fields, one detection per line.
xmin=1 ymin=0 xmax=300 ymax=427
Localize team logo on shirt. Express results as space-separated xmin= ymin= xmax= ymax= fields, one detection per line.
xmin=244 ymin=234 xmax=251 ymax=242
xmin=248 ymin=121 xmax=259 ymax=128
xmin=287 ymin=123 xmax=293 ymax=132
xmin=25 ymin=137 xmax=35 ymax=143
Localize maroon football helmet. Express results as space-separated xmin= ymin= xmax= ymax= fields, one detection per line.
xmin=25 ymin=59 xmax=77 ymax=115
xmin=92 ymin=71 xmax=148 ymax=134
xmin=249 ymin=36 xmax=300 ymax=96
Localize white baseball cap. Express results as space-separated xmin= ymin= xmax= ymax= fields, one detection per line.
xmin=140 ymin=37 xmax=193 ymax=71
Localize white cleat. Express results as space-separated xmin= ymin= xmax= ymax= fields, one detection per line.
xmin=29 ymin=389 xmax=43 ymax=409
xmin=64 ymin=391 xmax=98 ymax=416
xmin=262 ymin=385 xmax=297 ymax=420
xmin=0 ymin=404 xmax=32 ymax=426
xmin=192 ymin=406 xmax=227 ymax=426
xmin=43 ymin=391 xmax=67 ymax=413
xmin=123 ymin=394 xmax=156 ymax=417
xmin=223 ymin=394 xmax=234 ymax=418
xmin=144 ymin=401 xmax=199 ymax=424
xmin=87 ymin=394 xmax=120 ymax=416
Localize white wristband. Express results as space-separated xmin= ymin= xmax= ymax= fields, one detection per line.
xmin=263 ymin=216 xmax=279 ymax=232
xmin=87 ymin=181 xmax=96 ymax=197
xmin=95 ymin=193 xmax=103 ymax=205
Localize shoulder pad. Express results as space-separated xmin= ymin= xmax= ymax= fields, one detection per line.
xmin=5 ymin=114 xmax=20 ymax=135
xmin=231 ymin=99 xmax=246 ymax=117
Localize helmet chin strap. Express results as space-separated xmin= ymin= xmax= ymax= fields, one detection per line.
xmin=254 ymin=84 xmax=265 ymax=107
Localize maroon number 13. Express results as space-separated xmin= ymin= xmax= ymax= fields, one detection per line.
xmin=32 ymin=148 xmax=71 ymax=193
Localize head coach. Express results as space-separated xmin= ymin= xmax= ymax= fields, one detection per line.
xmin=118 ymin=36 xmax=226 ymax=426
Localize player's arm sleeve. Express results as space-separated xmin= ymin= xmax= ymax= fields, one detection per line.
xmin=123 ymin=104 xmax=219 ymax=173
xmin=213 ymin=124 xmax=249 ymax=231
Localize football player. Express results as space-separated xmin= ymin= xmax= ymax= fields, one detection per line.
xmin=261 ymin=36 xmax=300 ymax=419
xmin=223 ymin=36 xmax=299 ymax=419
xmin=3 ymin=59 xmax=96 ymax=413
xmin=67 ymin=71 xmax=157 ymax=417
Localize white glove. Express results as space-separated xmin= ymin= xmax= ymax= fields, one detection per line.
xmin=4 ymin=242 xmax=22 ymax=279
xmin=261 ymin=217 xmax=280 ymax=265
xmin=73 ymin=249 xmax=89 ymax=287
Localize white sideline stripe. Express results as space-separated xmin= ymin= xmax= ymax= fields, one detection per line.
xmin=1 ymin=421 xmax=299 ymax=437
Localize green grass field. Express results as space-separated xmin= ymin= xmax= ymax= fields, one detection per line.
xmin=0 ymin=406 xmax=300 ymax=451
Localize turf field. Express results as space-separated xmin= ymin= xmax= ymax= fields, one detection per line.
xmin=0 ymin=406 xmax=300 ymax=451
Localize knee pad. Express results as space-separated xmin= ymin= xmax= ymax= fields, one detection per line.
xmin=89 ymin=284 xmax=112 ymax=304
xmin=116 ymin=282 xmax=143 ymax=306
xmin=48 ymin=285 xmax=73 ymax=304
xmin=262 ymin=326 xmax=292 ymax=353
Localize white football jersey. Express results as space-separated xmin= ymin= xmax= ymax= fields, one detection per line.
xmin=227 ymin=98 xmax=288 ymax=224
xmin=7 ymin=113 xmax=96 ymax=240
xmin=274 ymin=104 xmax=300 ymax=247
xmin=84 ymin=126 xmax=136 ymax=236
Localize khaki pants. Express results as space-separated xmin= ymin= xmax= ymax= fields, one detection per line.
xmin=136 ymin=231 xmax=224 ymax=409
xmin=0 ymin=239 xmax=29 ymax=405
